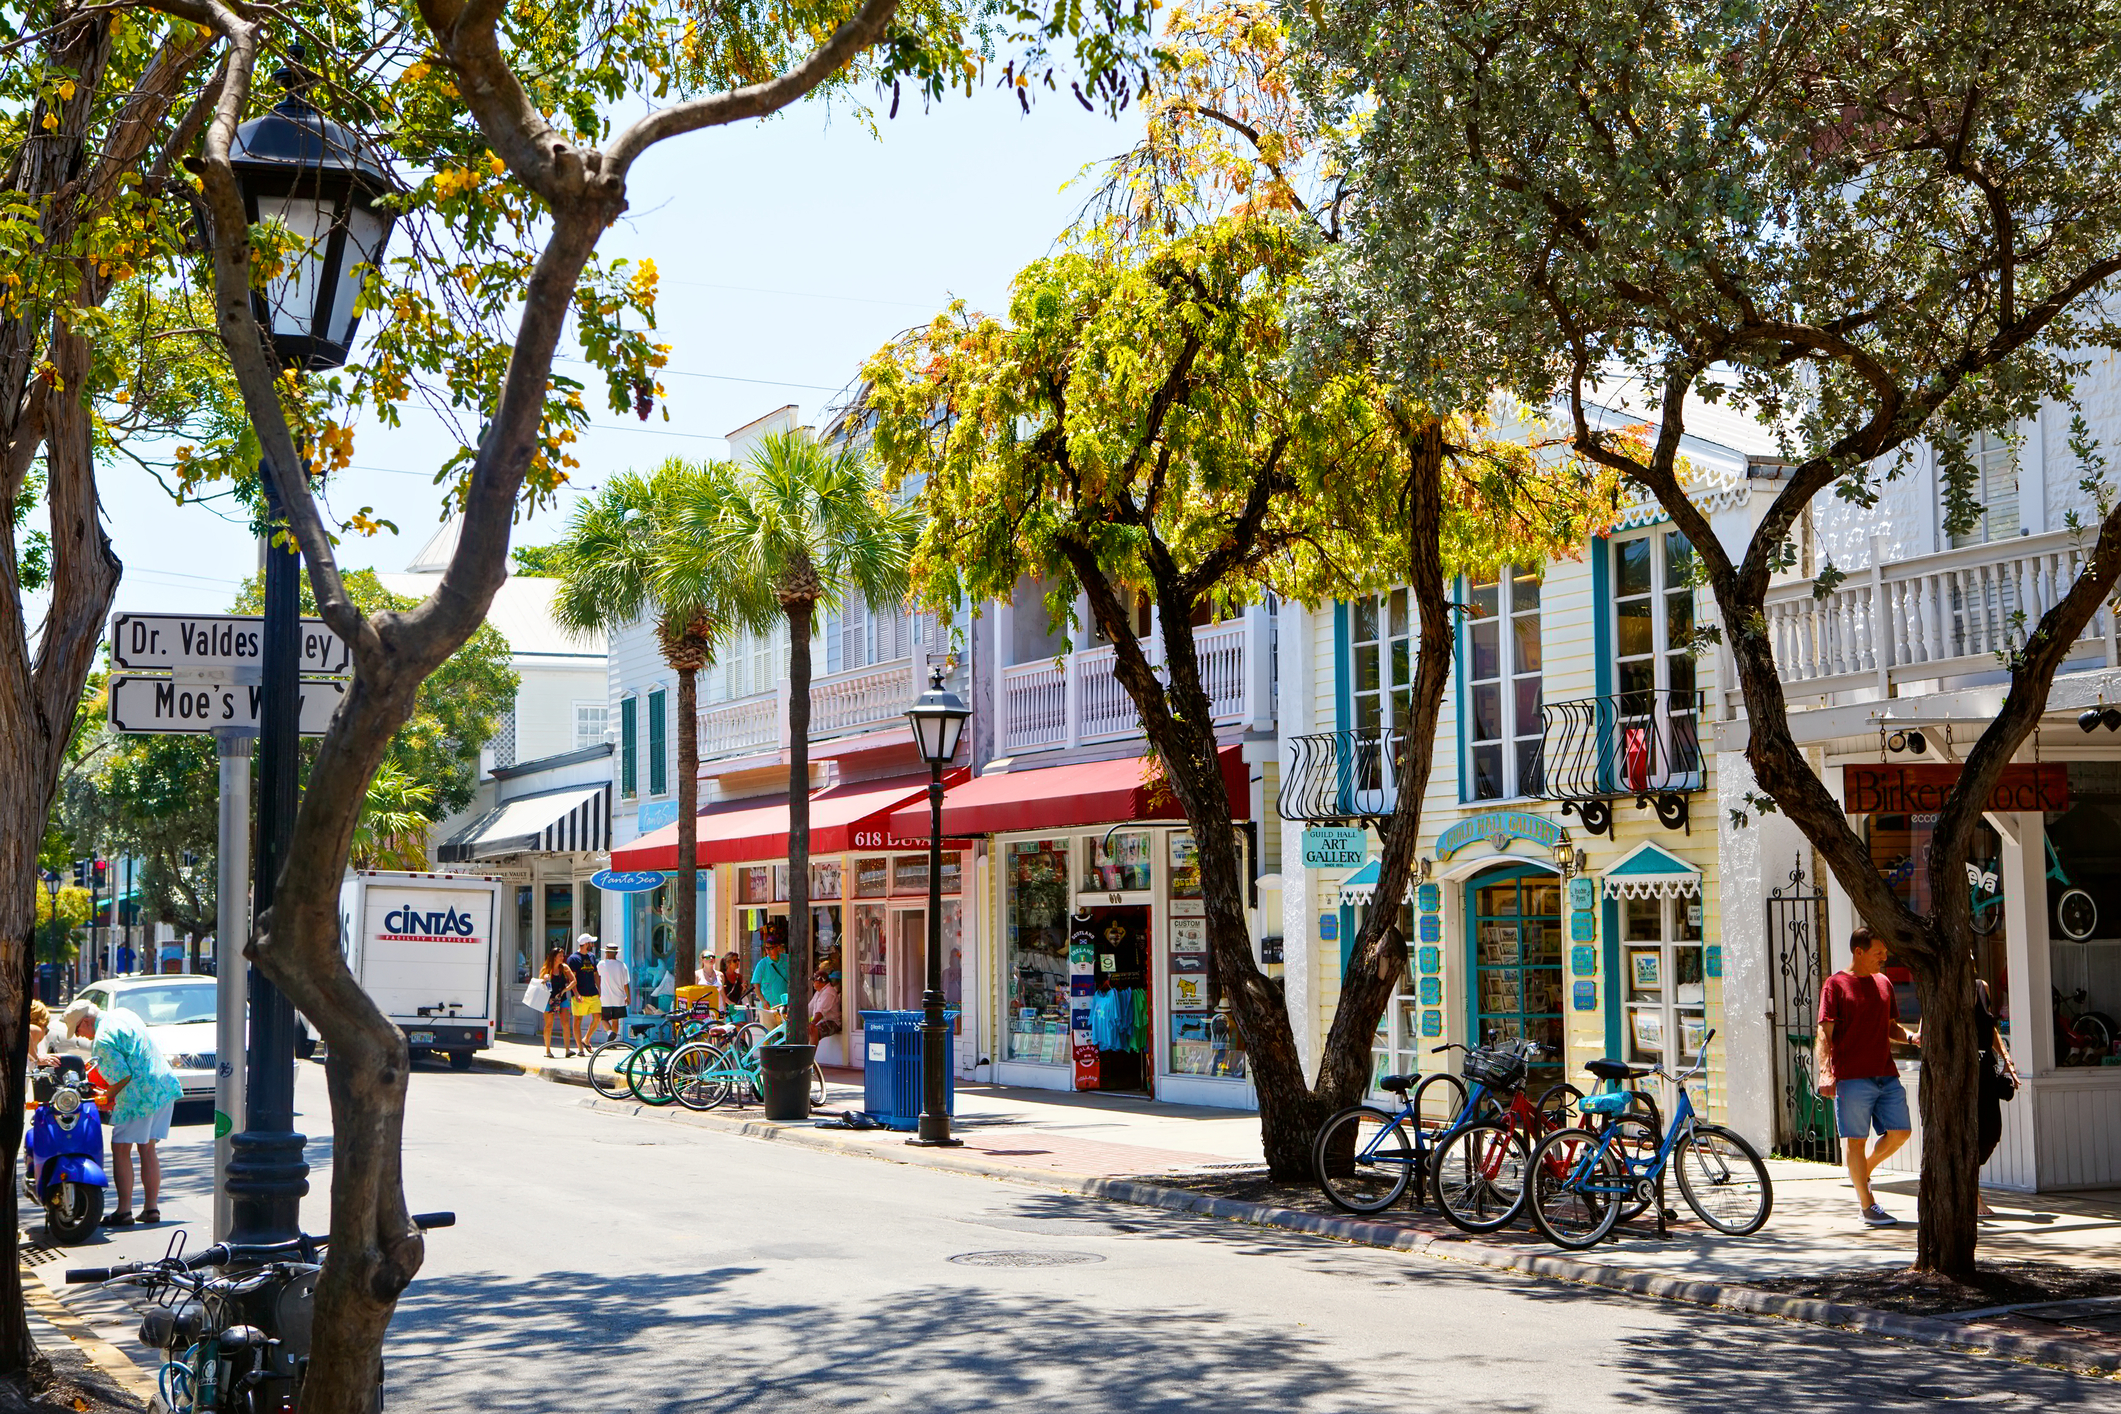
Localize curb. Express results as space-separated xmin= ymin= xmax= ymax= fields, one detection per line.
xmin=571 ymin=1092 xmax=2121 ymax=1376
xmin=20 ymin=1264 xmax=156 ymax=1406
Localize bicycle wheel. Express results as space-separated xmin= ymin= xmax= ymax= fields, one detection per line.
xmin=1430 ymin=1120 xmax=1529 ymax=1233
xmin=668 ymin=1041 xmax=732 ymax=1111
xmin=586 ymin=1041 xmax=637 ymax=1100
xmin=1313 ymin=1106 xmax=1417 ymax=1214
xmin=1528 ymin=1126 xmax=1626 ymax=1249
xmin=1674 ymin=1123 xmax=1773 ymax=1235
xmin=811 ymin=1062 xmax=829 ymax=1107
xmin=624 ymin=1042 xmax=676 ymax=1106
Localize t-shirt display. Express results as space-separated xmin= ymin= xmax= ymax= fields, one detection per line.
xmin=1006 ymin=841 xmax=1071 ymax=1064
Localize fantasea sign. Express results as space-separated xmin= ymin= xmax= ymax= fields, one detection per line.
xmin=1842 ymin=763 xmax=2068 ymax=815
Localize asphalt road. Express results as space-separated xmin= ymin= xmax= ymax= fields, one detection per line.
xmin=52 ymin=1062 xmax=2121 ymax=1413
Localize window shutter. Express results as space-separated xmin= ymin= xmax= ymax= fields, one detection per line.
xmin=620 ymin=697 xmax=637 ymax=797
xmin=647 ymin=688 xmax=667 ymax=795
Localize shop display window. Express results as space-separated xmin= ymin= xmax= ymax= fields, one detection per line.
xmin=854 ymin=857 xmax=890 ymax=898
xmin=1865 ymin=812 xmax=2009 ymax=1037
xmin=851 ymin=903 xmax=889 ymax=1013
xmin=2046 ymin=769 xmax=2121 ymax=1067
xmin=1469 ymin=869 xmax=1564 ymax=1089
xmin=1006 ymin=840 xmax=1072 ymax=1064
xmin=629 ymin=884 xmax=678 ymax=1007
xmin=893 ymin=855 xmax=929 ymax=896
xmin=1083 ymin=830 xmax=1152 ymax=894
xmin=737 ymin=867 xmax=775 ymax=906
xmin=939 ymin=852 xmax=963 ymax=895
xmin=543 ymin=883 xmax=574 ymax=955
xmin=811 ymin=861 xmax=843 ymax=901
xmin=1622 ymin=895 xmax=1705 ymax=1068
xmin=514 ymin=887 xmax=535 ymax=984
xmin=1165 ymin=908 xmax=1242 ymax=1077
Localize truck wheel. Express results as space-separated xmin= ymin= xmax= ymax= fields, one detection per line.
xmin=448 ymin=1051 xmax=473 ymax=1071
xmin=47 ymin=1181 xmax=103 ymax=1244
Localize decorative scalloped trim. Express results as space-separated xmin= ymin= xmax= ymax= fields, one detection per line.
xmin=1601 ymin=875 xmax=1702 ymax=900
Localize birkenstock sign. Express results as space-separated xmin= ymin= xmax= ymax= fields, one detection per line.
xmin=1842 ymin=763 xmax=2068 ymax=815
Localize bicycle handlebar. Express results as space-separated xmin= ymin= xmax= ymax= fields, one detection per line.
xmin=66 ymin=1212 xmax=454 ymax=1284
xmin=1649 ymin=1029 xmax=1717 ymax=1087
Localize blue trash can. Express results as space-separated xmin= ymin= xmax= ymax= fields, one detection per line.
xmin=858 ymin=1009 xmax=960 ymax=1130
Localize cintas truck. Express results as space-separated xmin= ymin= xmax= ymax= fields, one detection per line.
xmin=334 ymin=870 xmax=504 ymax=1069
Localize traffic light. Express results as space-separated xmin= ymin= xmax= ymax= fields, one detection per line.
xmin=70 ymin=859 xmax=87 ymax=889
xmin=91 ymin=859 xmax=107 ymax=890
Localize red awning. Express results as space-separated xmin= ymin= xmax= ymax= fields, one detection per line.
xmin=609 ymin=773 xmax=962 ymax=871
xmin=885 ymin=747 xmax=1249 ymax=839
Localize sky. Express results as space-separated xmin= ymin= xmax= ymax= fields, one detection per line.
xmin=102 ymin=84 xmax=1142 ymax=616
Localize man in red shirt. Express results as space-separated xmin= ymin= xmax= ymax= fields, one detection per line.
xmin=1817 ymin=927 xmax=1921 ymax=1226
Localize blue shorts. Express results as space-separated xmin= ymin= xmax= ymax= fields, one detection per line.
xmin=1834 ymin=1073 xmax=1910 ymax=1138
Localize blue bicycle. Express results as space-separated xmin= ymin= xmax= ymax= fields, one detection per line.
xmin=1525 ymin=1029 xmax=1773 ymax=1249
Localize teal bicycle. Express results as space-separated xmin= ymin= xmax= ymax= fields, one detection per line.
xmin=1970 ymin=839 xmax=2096 ymax=940
xmin=1525 ymin=1030 xmax=1773 ymax=1249
xmin=667 ymin=1016 xmax=828 ymax=1111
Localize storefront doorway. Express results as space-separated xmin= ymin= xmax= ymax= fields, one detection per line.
xmin=1466 ymin=865 xmax=1564 ymax=1091
xmin=1074 ymin=904 xmax=1152 ymax=1093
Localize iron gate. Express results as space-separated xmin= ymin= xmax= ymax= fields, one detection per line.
xmin=1767 ymin=856 xmax=1839 ymax=1160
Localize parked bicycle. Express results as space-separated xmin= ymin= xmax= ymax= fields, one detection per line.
xmin=1526 ymin=1030 xmax=1772 ymax=1249
xmin=667 ymin=1016 xmax=828 ymax=1111
xmin=66 ymin=1211 xmax=454 ymax=1411
xmin=584 ymin=1000 xmax=726 ymax=1105
xmin=1311 ymin=1038 xmax=1580 ymax=1232
xmin=2055 ymin=985 xmax=2118 ymax=1065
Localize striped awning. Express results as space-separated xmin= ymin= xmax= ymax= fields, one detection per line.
xmin=439 ymin=783 xmax=610 ymax=861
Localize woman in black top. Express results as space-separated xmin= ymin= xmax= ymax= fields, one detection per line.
xmin=1976 ymin=976 xmax=2021 ymax=1216
xmin=542 ymin=947 xmax=575 ymax=1057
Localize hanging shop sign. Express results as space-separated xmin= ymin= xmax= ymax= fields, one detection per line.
xmin=1434 ymin=811 xmax=1564 ymax=859
xmin=1841 ymin=762 xmax=2068 ymax=815
xmin=1301 ymin=826 xmax=1368 ymax=869
xmin=589 ymin=870 xmax=667 ymax=894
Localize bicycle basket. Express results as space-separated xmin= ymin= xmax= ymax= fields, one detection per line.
xmin=1461 ymin=1046 xmax=1527 ymax=1092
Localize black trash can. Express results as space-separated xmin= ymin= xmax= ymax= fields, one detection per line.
xmin=758 ymin=1043 xmax=817 ymax=1121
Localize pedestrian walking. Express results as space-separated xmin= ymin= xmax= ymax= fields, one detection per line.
xmin=569 ymin=934 xmax=604 ymax=1048
xmin=541 ymin=947 xmax=576 ymax=1057
xmin=1816 ymin=926 xmax=1920 ymax=1226
xmin=67 ymin=1000 xmax=180 ymax=1226
xmin=597 ymin=941 xmax=630 ymax=1041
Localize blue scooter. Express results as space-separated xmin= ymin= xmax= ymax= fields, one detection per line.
xmin=23 ymin=1066 xmax=107 ymax=1244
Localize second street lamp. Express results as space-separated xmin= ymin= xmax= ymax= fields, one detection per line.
xmin=904 ymin=666 xmax=970 ymax=1147
xmin=225 ymin=64 xmax=398 ymax=1247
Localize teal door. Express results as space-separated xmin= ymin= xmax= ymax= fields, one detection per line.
xmin=1466 ymin=865 xmax=1565 ymax=1090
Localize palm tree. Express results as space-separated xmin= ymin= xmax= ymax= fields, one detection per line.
xmin=552 ymin=460 xmax=766 ymax=986
xmin=349 ymin=762 xmax=437 ymax=871
xmin=682 ymin=430 xmax=915 ymax=1053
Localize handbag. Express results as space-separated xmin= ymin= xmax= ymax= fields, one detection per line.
xmin=1980 ymin=1050 xmax=2018 ymax=1103
xmin=521 ymin=976 xmax=549 ymax=1010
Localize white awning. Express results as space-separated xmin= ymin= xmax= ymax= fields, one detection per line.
xmin=439 ymin=783 xmax=609 ymax=861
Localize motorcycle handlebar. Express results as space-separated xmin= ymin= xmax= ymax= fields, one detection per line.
xmin=65 ymin=1261 xmax=144 ymax=1284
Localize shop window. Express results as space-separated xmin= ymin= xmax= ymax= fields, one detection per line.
xmin=811 ymin=861 xmax=843 ymax=901
xmin=619 ymin=697 xmax=637 ymax=797
xmin=1867 ymin=813 xmax=2006 ymax=1037
xmin=2046 ymin=772 xmax=2121 ymax=1068
xmin=647 ymin=688 xmax=667 ymax=796
xmin=1168 ymin=835 xmax=1202 ymax=900
xmin=515 ymin=886 xmax=535 ymax=985
xmin=1365 ymin=903 xmax=1418 ymax=1094
xmin=1469 ymin=868 xmax=1564 ymax=1089
xmin=629 ymin=883 xmax=678 ymax=1007
xmin=939 ymin=852 xmax=963 ymax=896
xmin=1005 ymin=840 xmax=1072 ymax=1064
xmin=893 ymin=855 xmax=929 ymax=896
xmin=736 ymin=866 xmax=775 ymax=906
xmin=542 ymin=882 xmax=574 ymax=958
xmin=1463 ymin=568 xmax=1542 ymax=801
xmin=1083 ymin=829 xmax=1152 ymax=894
xmin=1622 ymin=894 xmax=1706 ymax=1071
xmin=854 ymin=857 xmax=889 ymax=898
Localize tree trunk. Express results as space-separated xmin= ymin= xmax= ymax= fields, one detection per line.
xmin=1911 ymin=936 xmax=1981 ymax=1275
xmin=675 ymin=661 xmax=698 ymax=987
xmin=784 ymin=599 xmax=813 ymax=1045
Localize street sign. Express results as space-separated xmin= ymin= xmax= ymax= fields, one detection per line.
xmin=110 ymin=612 xmax=352 ymax=677
xmin=108 ymin=675 xmax=344 ymax=736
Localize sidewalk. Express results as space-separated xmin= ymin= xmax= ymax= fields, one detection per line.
xmin=493 ymin=1034 xmax=2121 ymax=1371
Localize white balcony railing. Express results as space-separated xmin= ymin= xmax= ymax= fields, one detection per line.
xmin=1001 ymin=621 xmax=1255 ymax=755
xmin=1765 ymin=529 xmax=2120 ymax=700
xmin=696 ymin=656 xmax=925 ymax=762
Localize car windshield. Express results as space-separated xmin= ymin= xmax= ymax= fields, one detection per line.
xmin=112 ymin=985 xmax=217 ymax=1027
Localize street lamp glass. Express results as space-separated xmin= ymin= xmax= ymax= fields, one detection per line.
xmin=905 ymin=669 xmax=971 ymax=766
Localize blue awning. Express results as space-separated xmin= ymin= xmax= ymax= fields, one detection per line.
xmin=1600 ymin=841 xmax=1701 ymax=900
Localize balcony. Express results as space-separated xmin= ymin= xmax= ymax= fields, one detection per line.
xmin=1535 ymin=689 xmax=1704 ymax=834
xmin=999 ymin=620 xmax=1257 ymax=756
xmin=696 ymin=657 xmax=925 ymax=764
xmin=1765 ymin=529 xmax=2120 ymax=701
xmin=1279 ymin=728 xmax=1405 ymax=823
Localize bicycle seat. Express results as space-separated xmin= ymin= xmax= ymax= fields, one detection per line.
xmin=1584 ymin=1058 xmax=1654 ymax=1082
xmin=1376 ymin=1074 xmax=1415 ymax=1094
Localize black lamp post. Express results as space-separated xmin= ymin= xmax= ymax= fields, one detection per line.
xmin=904 ymin=666 xmax=970 ymax=1147
xmin=225 ymin=66 xmax=398 ymax=1247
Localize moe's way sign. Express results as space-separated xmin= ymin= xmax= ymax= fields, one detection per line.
xmin=110 ymin=612 xmax=350 ymax=676
xmin=1842 ymin=762 xmax=2069 ymax=815
xmin=108 ymin=676 xmax=343 ymax=736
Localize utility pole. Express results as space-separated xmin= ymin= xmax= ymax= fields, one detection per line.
xmin=213 ymin=728 xmax=253 ymax=1242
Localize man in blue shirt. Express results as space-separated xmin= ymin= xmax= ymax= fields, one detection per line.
xmin=750 ymin=933 xmax=789 ymax=1012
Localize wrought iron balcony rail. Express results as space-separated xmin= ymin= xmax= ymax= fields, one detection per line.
xmin=1533 ymin=689 xmax=1704 ymax=835
xmin=1280 ymin=727 xmax=1407 ymax=824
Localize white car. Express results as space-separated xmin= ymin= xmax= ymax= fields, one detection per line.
xmin=71 ymin=977 xmax=219 ymax=1104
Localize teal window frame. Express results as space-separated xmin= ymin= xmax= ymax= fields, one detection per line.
xmin=619 ymin=697 xmax=638 ymax=798
xmin=647 ymin=687 xmax=668 ymax=796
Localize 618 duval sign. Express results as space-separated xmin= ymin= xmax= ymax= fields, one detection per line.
xmin=108 ymin=675 xmax=343 ymax=736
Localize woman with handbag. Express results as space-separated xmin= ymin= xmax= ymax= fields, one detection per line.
xmin=540 ymin=947 xmax=578 ymax=1057
xmin=1976 ymin=975 xmax=2021 ymax=1217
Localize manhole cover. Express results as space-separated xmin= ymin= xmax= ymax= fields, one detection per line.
xmin=949 ymin=1250 xmax=1106 ymax=1268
